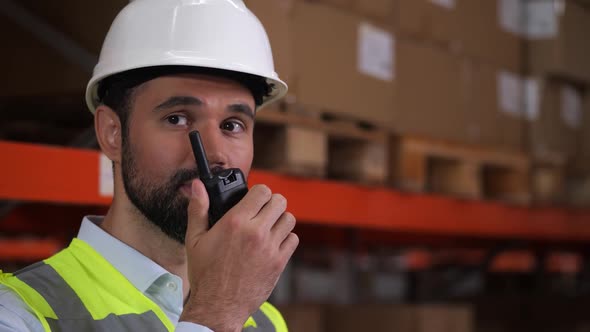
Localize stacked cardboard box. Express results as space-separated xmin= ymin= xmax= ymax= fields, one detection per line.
xmin=525 ymin=79 xmax=583 ymax=159
xmin=521 ymin=1 xmax=590 ymax=201
xmin=526 ymin=0 xmax=590 ymax=82
xmin=396 ymin=0 xmax=458 ymax=47
xmin=249 ymin=0 xmax=590 ymax=201
xmin=462 ymin=61 xmax=527 ymax=151
xmin=249 ymin=0 xmax=530 ymax=152
xmin=249 ymin=0 xmax=395 ymax=127
xmin=396 ymin=0 xmax=528 ymax=152
xmin=11 ymin=0 xmax=590 ymax=176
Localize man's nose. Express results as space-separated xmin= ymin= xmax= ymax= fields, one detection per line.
xmin=196 ymin=126 xmax=228 ymax=170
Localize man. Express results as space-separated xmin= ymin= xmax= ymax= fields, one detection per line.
xmin=0 ymin=0 xmax=298 ymax=331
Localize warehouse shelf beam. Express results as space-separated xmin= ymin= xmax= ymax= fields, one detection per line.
xmin=1 ymin=140 xmax=590 ymax=242
xmin=0 ymin=238 xmax=63 ymax=261
xmin=0 ymin=126 xmax=98 ymax=221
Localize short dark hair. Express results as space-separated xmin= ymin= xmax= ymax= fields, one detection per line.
xmin=98 ymin=65 xmax=272 ymax=135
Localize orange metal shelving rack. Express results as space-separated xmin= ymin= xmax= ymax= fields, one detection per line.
xmin=1 ymin=140 xmax=590 ymax=267
xmin=1 ymin=140 xmax=590 ymax=243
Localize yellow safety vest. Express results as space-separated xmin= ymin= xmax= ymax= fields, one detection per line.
xmin=0 ymin=238 xmax=287 ymax=331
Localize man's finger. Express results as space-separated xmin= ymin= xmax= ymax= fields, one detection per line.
xmin=228 ymin=184 xmax=272 ymax=220
xmin=254 ymin=194 xmax=287 ymax=231
xmin=271 ymin=211 xmax=296 ymax=243
xmin=186 ymin=179 xmax=210 ymax=244
xmin=279 ymin=232 xmax=299 ymax=258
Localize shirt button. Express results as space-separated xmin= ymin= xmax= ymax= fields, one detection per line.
xmin=166 ymin=281 xmax=178 ymax=292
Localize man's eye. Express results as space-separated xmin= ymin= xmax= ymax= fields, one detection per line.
xmin=221 ymin=120 xmax=245 ymax=133
xmin=167 ymin=115 xmax=188 ymax=126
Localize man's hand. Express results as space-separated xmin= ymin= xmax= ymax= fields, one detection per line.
xmin=180 ymin=179 xmax=299 ymax=331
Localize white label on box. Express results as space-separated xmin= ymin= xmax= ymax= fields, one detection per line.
xmin=429 ymin=0 xmax=456 ymax=9
xmin=524 ymin=1 xmax=558 ymax=40
xmin=524 ymin=78 xmax=541 ymax=121
xmin=99 ymin=153 xmax=114 ymax=197
xmin=497 ymin=71 xmax=523 ymax=117
xmin=498 ymin=0 xmax=525 ymax=36
xmin=561 ymin=85 xmax=582 ymax=129
xmin=358 ymin=22 xmax=394 ymax=82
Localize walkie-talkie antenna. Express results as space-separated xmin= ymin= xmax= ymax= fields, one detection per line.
xmin=189 ymin=131 xmax=212 ymax=180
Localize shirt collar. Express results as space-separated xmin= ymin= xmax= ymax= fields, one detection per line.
xmin=77 ymin=216 xmax=170 ymax=293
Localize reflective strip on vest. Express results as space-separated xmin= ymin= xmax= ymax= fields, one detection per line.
xmin=259 ymin=302 xmax=288 ymax=332
xmin=243 ymin=309 xmax=275 ymax=332
xmin=15 ymin=261 xmax=168 ymax=331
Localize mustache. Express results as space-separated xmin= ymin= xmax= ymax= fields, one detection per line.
xmin=171 ymin=166 xmax=224 ymax=188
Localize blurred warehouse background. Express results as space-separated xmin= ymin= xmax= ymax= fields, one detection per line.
xmin=1 ymin=0 xmax=590 ymax=331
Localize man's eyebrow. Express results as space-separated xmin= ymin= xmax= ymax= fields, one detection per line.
xmin=228 ymin=103 xmax=255 ymax=120
xmin=154 ymin=96 xmax=203 ymax=111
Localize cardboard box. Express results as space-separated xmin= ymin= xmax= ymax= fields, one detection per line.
xmin=250 ymin=0 xmax=479 ymax=145
xmin=250 ymin=0 xmax=530 ymax=151
xmin=250 ymin=0 xmax=528 ymax=151
xmin=397 ymin=0 xmax=525 ymax=72
xmin=355 ymin=0 xmax=397 ymax=22
xmin=455 ymin=0 xmax=525 ymax=72
xmin=249 ymin=1 xmax=396 ymax=128
xmin=292 ymin=2 xmax=395 ymax=126
xmin=462 ymin=60 xmax=526 ymax=151
xmin=313 ymin=0 xmax=355 ymax=11
xmin=460 ymin=60 xmax=500 ymax=148
xmin=393 ymin=41 xmax=468 ymax=142
xmin=525 ymin=78 xmax=582 ymax=159
xmin=396 ymin=0 xmax=459 ymax=47
xmin=526 ymin=0 xmax=590 ymax=82
xmin=293 ymin=5 xmax=477 ymax=142
xmin=302 ymin=0 xmax=397 ymax=22
xmin=245 ymin=0 xmax=294 ymax=85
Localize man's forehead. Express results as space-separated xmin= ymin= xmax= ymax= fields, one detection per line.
xmin=143 ymin=73 xmax=251 ymax=91
xmin=135 ymin=73 xmax=255 ymax=105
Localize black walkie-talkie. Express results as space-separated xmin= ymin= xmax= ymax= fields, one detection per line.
xmin=189 ymin=131 xmax=249 ymax=228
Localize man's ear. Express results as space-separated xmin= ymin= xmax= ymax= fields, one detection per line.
xmin=95 ymin=105 xmax=123 ymax=163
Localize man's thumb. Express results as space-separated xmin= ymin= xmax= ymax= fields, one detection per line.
xmin=186 ymin=178 xmax=210 ymax=239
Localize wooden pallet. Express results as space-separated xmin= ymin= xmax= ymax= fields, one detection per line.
xmin=254 ymin=109 xmax=327 ymax=178
xmin=531 ymin=151 xmax=567 ymax=204
xmin=567 ymin=174 xmax=590 ymax=208
xmin=390 ymin=135 xmax=531 ymax=204
xmin=254 ymin=101 xmax=389 ymax=185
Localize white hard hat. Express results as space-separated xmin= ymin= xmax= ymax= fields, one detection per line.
xmin=85 ymin=0 xmax=287 ymax=113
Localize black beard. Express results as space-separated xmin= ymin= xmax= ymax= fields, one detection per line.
xmin=121 ymin=139 xmax=199 ymax=244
